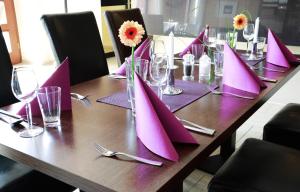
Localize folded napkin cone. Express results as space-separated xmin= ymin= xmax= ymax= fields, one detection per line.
xmin=266 ymin=29 xmax=298 ymax=68
xmin=222 ymin=43 xmax=266 ymax=94
xmin=17 ymin=58 xmax=72 ymax=116
xmin=134 ymin=72 xmax=198 ymax=161
xmin=179 ymin=29 xmax=205 ymax=58
xmin=114 ymin=38 xmax=151 ymax=75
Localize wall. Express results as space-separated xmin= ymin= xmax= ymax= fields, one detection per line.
xmin=14 ymin=0 xmax=101 ymax=65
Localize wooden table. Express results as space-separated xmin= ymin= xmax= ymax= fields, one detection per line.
xmin=0 ymin=61 xmax=299 ymax=192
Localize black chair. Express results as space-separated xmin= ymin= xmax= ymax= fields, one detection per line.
xmin=263 ymin=103 xmax=300 ymax=150
xmin=0 ymin=27 xmax=76 ymax=191
xmin=208 ymin=138 xmax=300 ymax=192
xmin=0 ymin=29 xmax=18 ymax=107
xmin=104 ymin=8 xmax=148 ymax=66
xmin=41 ymin=11 xmax=109 ymax=85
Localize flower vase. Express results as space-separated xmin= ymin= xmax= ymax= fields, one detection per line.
xmin=125 ymin=57 xmax=136 ymax=117
xmin=125 ymin=57 xmax=149 ymax=117
xmin=226 ymin=32 xmax=238 ymax=50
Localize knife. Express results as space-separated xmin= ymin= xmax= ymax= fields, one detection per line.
xmin=0 ymin=109 xmax=38 ymax=125
xmin=0 ymin=109 xmax=22 ymax=119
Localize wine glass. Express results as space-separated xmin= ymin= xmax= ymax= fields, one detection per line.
xmin=149 ymin=40 xmax=166 ymax=85
xmin=11 ymin=66 xmax=43 ymax=138
xmin=149 ymin=39 xmax=166 ymax=58
xmin=150 ymin=54 xmax=168 ymax=100
xmin=243 ymin=23 xmax=255 ymax=56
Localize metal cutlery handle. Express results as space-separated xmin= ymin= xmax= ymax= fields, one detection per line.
xmin=263 ymin=67 xmax=285 ymax=73
xmin=258 ymin=76 xmax=277 ymax=83
xmin=184 ymin=125 xmax=215 ymax=135
xmin=0 ymin=109 xmax=38 ymax=125
xmin=213 ymin=91 xmax=255 ymax=100
xmin=108 ymin=74 xmax=127 ymax=79
xmin=179 ymin=118 xmax=215 ymax=134
xmin=0 ymin=109 xmax=22 ymax=119
xmin=116 ymin=152 xmax=163 ymax=166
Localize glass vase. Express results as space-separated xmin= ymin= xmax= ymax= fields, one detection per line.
xmin=226 ymin=31 xmax=238 ymax=50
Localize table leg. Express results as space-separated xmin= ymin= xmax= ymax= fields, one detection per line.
xmin=159 ymin=179 xmax=183 ymax=192
xmin=197 ymin=132 xmax=236 ymax=174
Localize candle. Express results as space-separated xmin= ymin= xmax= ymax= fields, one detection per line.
xmin=253 ymin=17 xmax=260 ymax=43
xmin=168 ymin=32 xmax=174 ymax=68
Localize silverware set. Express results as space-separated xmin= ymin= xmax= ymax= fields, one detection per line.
xmin=95 ymin=143 xmax=163 ymax=167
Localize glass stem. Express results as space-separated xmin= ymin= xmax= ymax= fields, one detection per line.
xmin=25 ymin=102 xmax=33 ymax=128
xmin=247 ymin=40 xmax=250 ymax=54
xmin=158 ymin=85 xmax=163 ymax=100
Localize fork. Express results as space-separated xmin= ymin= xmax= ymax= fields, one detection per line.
xmin=70 ymin=93 xmax=89 ymax=100
xmin=208 ymin=87 xmax=255 ymax=100
xmin=95 ymin=144 xmax=163 ymax=167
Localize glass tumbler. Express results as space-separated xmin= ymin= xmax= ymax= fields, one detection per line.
xmin=37 ymin=86 xmax=61 ymax=128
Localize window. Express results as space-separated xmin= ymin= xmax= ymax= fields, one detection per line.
xmin=0 ymin=0 xmax=21 ymax=64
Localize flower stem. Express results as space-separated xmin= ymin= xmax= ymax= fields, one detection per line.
xmin=131 ymin=46 xmax=135 ymax=81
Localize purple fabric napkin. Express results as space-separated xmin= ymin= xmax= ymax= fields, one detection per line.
xmin=266 ymin=29 xmax=299 ymax=68
xmin=17 ymin=58 xmax=72 ymax=116
xmin=114 ymin=38 xmax=151 ymax=75
xmin=179 ymin=29 xmax=205 ymax=58
xmin=134 ymin=73 xmax=198 ymax=161
xmin=222 ymin=43 xmax=266 ymax=94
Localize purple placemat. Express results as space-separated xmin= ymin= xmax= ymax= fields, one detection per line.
xmin=97 ymin=80 xmax=215 ymax=112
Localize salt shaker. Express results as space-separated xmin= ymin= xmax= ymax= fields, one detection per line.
xmin=199 ymin=53 xmax=211 ymax=80
xmin=182 ymin=53 xmax=195 ymax=81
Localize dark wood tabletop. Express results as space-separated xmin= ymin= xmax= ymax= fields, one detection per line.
xmin=0 ymin=60 xmax=299 ymax=192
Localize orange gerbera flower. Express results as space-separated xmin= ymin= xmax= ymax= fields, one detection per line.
xmin=233 ymin=14 xmax=248 ymax=30
xmin=118 ymin=21 xmax=145 ymax=47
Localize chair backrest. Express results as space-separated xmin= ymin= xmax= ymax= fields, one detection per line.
xmin=104 ymin=8 xmax=148 ymax=66
xmin=0 ymin=27 xmax=18 ymax=107
xmin=41 ymin=11 xmax=109 ymax=85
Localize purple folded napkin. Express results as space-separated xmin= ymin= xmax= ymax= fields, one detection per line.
xmin=134 ymin=72 xmax=198 ymax=161
xmin=222 ymin=43 xmax=266 ymax=94
xmin=114 ymin=38 xmax=151 ymax=75
xmin=179 ymin=29 xmax=205 ymax=58
xmin=266 ymin=29 xmax=299 ymax=68
xmin=17 ymin=58 xmax=72 ymax=116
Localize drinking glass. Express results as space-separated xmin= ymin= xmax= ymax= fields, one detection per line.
xmin=216 ymin=32 xmax=226 ymax=52
xmin=150 ymin=54 xmax=168 ymax=100
xmin=149 ymin=39 xmax=166 ymax=59
xmin=149 ymin=39 xmax=166 ymax=85
xmin=11 ymin=66 xmax=43 ymax=138
xmin=243 ymin=23 xmax=255 ymax=56
xmin=256 ymin=37 xmax=266 ymax=58
xmin=214 ymin=51 xmax=224 ymax=76
xmin=37 ymin=86 xmax=61 ymax=128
